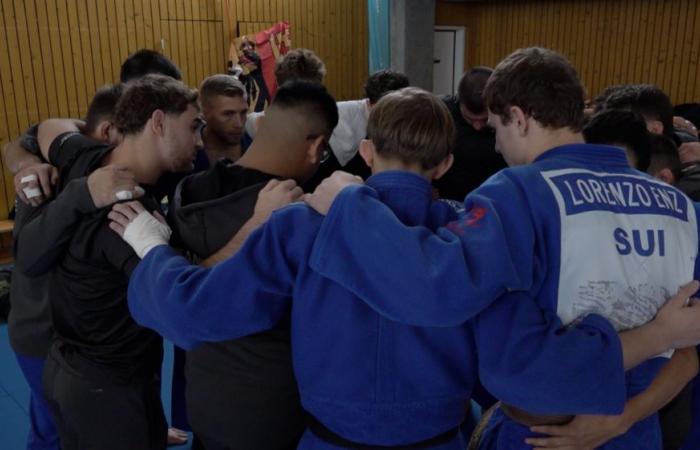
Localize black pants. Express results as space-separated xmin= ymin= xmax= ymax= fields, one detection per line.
xmin=42 ymin=349 xmax=167 ymax=450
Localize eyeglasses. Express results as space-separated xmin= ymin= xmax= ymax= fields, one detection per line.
xmin=307 ymin=135 xmax=332 ymax=163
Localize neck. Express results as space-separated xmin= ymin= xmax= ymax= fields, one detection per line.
xmin=103 ymin=135 xmax=165 ymax=185
xmin=371 ymin=158 xmax=432 ymax=180
xmin=202 ymin=126 xmax=242 ymax=164
xmin=235 ymin=137 xmax=306 ymax=181
xmin=526 ymin=127 xmax=585 ymax=163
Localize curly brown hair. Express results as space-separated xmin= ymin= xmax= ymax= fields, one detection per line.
xmin=113 ymin=74 xmax=198 ymax=136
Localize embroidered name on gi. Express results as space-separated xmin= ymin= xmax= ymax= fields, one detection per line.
xmin=548 ymin=172 xmax=688 ymax=221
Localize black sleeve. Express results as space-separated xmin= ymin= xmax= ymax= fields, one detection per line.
xmin=98 ymin=224 xmax=141 ymax=277
xmin=48 ymin=132 xmax=100 ymax=170
xmin=14 ymin=178 xmax=96 ymax=277
xmin=19 ymin=124 xmax=43 ymax=158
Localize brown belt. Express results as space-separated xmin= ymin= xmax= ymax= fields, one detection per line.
xmin=500 ymin=403 xmax=574 ymax=427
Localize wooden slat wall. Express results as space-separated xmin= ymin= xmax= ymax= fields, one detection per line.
xmin=0 ymin=0 xmax=368 ymax=220
xmin=436 ymin=0 xmax=700 ymax=105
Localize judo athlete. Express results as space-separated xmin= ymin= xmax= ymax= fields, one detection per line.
xmin=300 ymin=47 xmax=700 ymax=449
xmin=110 ymin=85 xmax=700 ymax=449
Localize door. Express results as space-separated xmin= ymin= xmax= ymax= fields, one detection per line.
xmin=433 ymin=27 xmax=465 ymax=96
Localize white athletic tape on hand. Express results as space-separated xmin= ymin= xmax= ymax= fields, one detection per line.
xmin=20 ymin=174 xmax=38 ymax=185
xmin=115 ymin=190 xmax=133 ymax=201
xmin=22 ymin=187 xmax=43 ymax=199
xmin=122 ymin=210 xmax=172 ymax=259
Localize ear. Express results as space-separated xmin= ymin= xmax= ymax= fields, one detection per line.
xmin=358 ymin=139 xmax=375 ymax=168
xmin=95 ymin=121 xmax=112 ymax=144
xmin=647 ymin=119 xmax=664 ymax=135
xmin=510 ymin=106 xmax=529 ymax=136
xmin=150 ymin=109 xmax=166 ymax=137
xmin=655 ymin=168 xmax=676 ymax=185
xmin=431 ymin=154 xmax=454 ymax=180
xmin=306 ymin=135 xmax=325 ymax=164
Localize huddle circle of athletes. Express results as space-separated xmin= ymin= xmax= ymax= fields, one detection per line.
xmin=5 ymin=46 xmax=700 ymax=450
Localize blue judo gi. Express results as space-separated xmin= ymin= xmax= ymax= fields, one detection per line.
xmin=306 ymin=144 xmax=700 ymax=449
xmin=127 ymin=170 xmax=629 ymax=449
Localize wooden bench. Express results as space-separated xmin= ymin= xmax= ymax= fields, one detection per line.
xmin=0 ymin=220 xmax=13 ymax=265
xmin=0 ymin=220 xmax=14 ymax=234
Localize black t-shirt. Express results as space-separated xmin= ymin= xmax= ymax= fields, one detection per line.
xmin=48 ymin=133 xmax=162 ymax=383
xmin=432 ymin=95 xmax=507 ymax=201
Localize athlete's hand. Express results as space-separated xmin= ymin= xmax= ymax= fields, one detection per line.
xmin=674 ymin=116 xmax=698 ymax=138
xmin=303 ymin=171 xmax=363 ymax=216
xmin=87 ymin=165 xmax=144 ymax=208
xmin=652 ymin=280 xmax=700 ymax=349
xmin=679 ymin=142 xmax=700 ymax=164
xmin=14 ymin=163 xmax=58 ymax=206
xmin=252 ymin=179 xmax=303 ymax=223
xmin=525 ymin=413 xmax=630 ymax=450
xmin=108 ymin=201 xmax=170 ymax=258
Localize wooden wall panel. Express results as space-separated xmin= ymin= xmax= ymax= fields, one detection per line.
xmin=0 ymin=0 xmax=366 ymax=219
xmin=436 ymin=0 xmax=700 ymax=104
xmin=221 ymin=0 xmax=369 ymax=103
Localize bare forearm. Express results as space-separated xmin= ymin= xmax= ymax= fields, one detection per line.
xmin=200 ymin=214 xmax=265 ymax=267
xmin=619 ymin=321 xmax=671 ymax=370
xmin=3 ymin=139 xmax=41 ymax=174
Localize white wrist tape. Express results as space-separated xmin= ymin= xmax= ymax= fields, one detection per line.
xmin=122 ymin=210 xmax=172 ymax=259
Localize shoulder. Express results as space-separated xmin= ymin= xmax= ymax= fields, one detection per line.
xmin=268 ymin=202 xmax=324 ymax=237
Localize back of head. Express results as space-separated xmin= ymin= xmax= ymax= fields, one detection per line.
xmin=84 ymin=84 xmax=124 ymax=136
xmin=583 ymin=109 xmax=652 ymax=171
xmin=364 ymin=70 xmax=410 ymax=105
xmin=596 ymin=84 xmax=674 ymax=139
xmin=120 ymin=49 xmax=182 ymax=83
xmin=113 ymin=74 xmax=198 ymax=136
xmin=368 ymin=87 xmax=454 ymax=170
xmin=648 ymin=133 xmax=682 ymax=182
xmin=264 ymin=80 xmax=338 ymax=139
xmin=484 ymin=47 xmax=585 ymax=131
xmin=199 ymin=74 xmax=247 ymax=105
xmin=274 ymin=49 xmax=326 ymax=86
xmin=457 ymin=66 xmax=492 ymax=114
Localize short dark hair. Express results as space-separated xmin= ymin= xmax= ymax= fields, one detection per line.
xmin=199 ymin=74 xmax=247 ymax=104
xmin=595 ymin=84 xmax=675 ymax=140
xmin=457 ymin=66 xmax=492 ymax=114
xmin=272 ymin=80 xmax=338 ymax=136
xmin=113 ymin=74 xmax=198 ymax=136
xmin=84 ymin=84 xmax=124 ymax=135
xmin=120 ymin=49 xmax=182 ymax=83
xmin=364 ymin=70 xmax=410 ymax=105
xmin=368 ymin=87 xmax=454 ymax=170
xmin=484 ymin=47 xmax=585 ymax=131
xmin=648 ymin=133 xmax=682 ymax=181
xmin=583 ymin=109 xmax=652 ymax=171
xmin=274 ymin=48 xmax=326 ymax=86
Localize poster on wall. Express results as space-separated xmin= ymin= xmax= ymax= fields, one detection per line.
xmin=228 ymin=21 xmax=291 ymax=112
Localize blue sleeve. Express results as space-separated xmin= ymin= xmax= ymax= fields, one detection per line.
xmin=308 ymin=172 xmax=536 ymax=326
xmin=127 ymin=211 xmax=303 ymax=349
xmin=474 ymin=291 xmax=626 ymax=415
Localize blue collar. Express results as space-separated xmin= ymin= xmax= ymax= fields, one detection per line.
xmin=365 ymin=171 xmax=434 ymax=227
xmin=534 ymin=144 xmax=631 ymax=168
